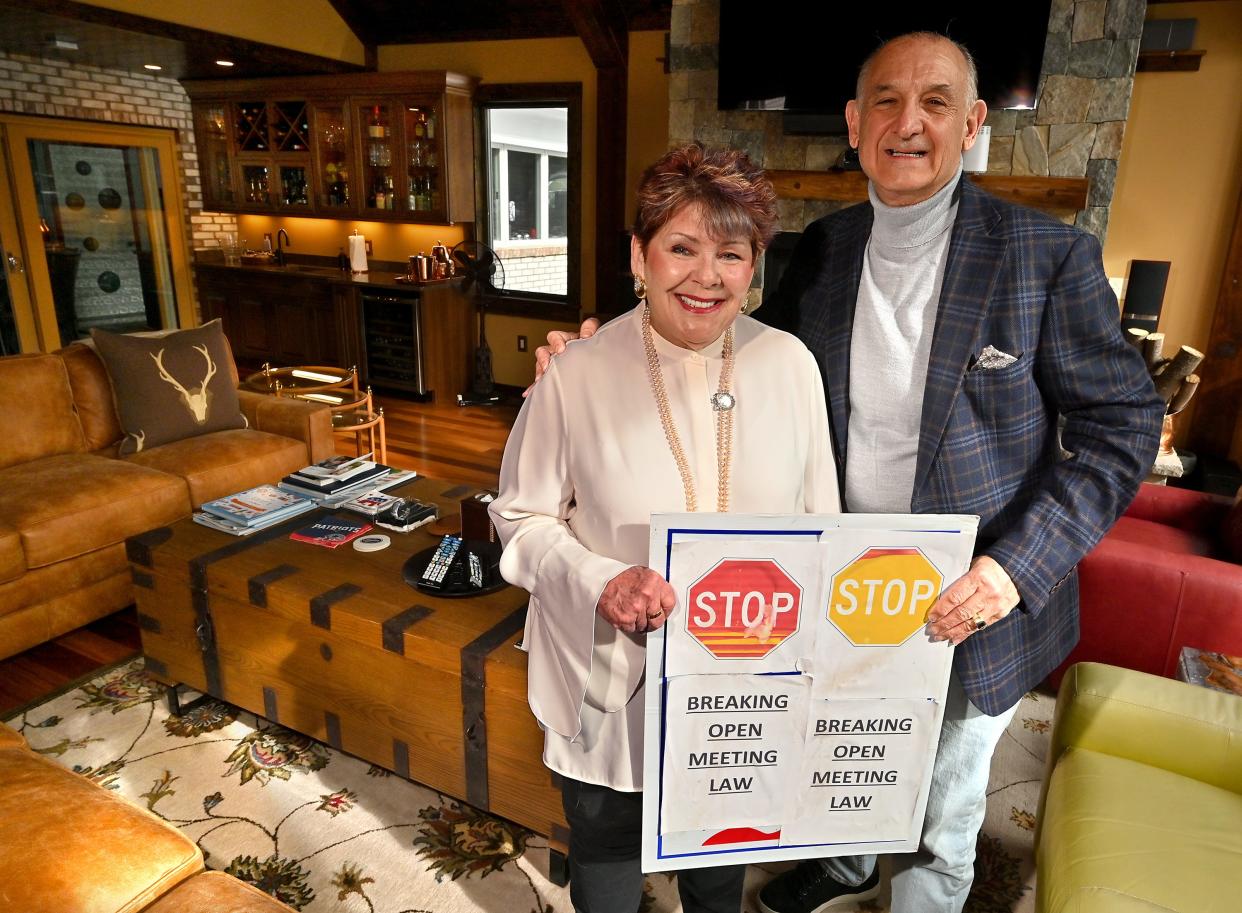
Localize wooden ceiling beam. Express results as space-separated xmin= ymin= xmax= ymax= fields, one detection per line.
xmin=561 ymin=0 xmax=629 ymax=69
xmin=324 ymin=0 xmax=376 ymax=70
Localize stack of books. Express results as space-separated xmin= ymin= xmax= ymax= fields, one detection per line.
xmin=194 ymin=484 xmax=316 ymax=536
xmin=278 ymin=457 xmax=417 ymax=508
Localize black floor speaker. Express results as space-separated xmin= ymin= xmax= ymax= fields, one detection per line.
xmin=1121 ymin=260 xmax=1171 ymax=335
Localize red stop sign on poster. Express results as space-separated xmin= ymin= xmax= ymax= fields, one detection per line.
xmin=685 ymin=558 xmax=803 ymax=659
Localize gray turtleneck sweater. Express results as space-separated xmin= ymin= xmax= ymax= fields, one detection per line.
xmin=845 ymin=168 xmax=961 ymax=513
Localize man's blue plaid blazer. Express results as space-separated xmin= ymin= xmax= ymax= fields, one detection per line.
xmin=760 ymin=176 xmax=1163 ymax=715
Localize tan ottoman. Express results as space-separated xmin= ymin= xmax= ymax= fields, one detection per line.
xmin=146 ymin=871 xmax=295 ymax=912
xmin=0 ymin=746 xmax=203 ymax=912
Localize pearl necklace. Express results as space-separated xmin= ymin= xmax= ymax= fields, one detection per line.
xmin=641 ymin=303 xmax=735 ymax=512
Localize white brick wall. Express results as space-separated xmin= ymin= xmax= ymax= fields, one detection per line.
xmin=0 ymin=51 xmax=240 ymax=318
xmin=501 ymin=253 xmax=568 ymax=296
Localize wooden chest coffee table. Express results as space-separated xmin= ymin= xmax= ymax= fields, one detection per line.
xmin=125 ymin=476 xmax=568 ymax=879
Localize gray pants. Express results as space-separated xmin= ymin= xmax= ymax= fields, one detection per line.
xmin=818 ymin=674 xmax=1019 ymax=913
xmin=561 ymin=776 xmax=746 ymax=913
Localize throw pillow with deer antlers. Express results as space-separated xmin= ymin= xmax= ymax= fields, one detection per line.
xmin=91 ymin=319 xmax=246 ymax=455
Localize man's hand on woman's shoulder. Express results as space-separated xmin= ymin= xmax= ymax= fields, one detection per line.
xmin=525 ymin=317 xmax=602 ymax=396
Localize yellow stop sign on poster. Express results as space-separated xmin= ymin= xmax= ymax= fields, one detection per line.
xmin=826 ymin=547 xmax=943 ymax=646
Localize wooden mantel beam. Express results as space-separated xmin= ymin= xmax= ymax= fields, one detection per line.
xmin=767 ymin=170 xmax=1090 ymax=216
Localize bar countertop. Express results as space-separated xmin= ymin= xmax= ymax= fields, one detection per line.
xmin=193 ymin=250 xmax=459 ymax=293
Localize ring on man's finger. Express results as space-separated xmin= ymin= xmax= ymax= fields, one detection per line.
xmin=647 ymin=609 xmax=663 ymax=620
xmin=973 ymin=614 xmax=988 ymax=631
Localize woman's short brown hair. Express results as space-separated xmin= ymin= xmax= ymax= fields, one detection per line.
xmin=633 ymin=143 xmax=778 ymax=256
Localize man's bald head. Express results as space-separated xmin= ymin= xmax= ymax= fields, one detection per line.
xmin=856 ymin=32 xmax=978 ymax=105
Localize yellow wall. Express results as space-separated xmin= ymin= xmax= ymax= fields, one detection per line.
xmin=72 ymin=0 xmax=365 ymax=64
xmin=1103 ymin=0 xmax=1242 ymax=449
xmin=627 ymin=32 xmax=672 ymax=221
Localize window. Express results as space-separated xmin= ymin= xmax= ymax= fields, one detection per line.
xmin=478 ymin=86 xmax=580 ymax=321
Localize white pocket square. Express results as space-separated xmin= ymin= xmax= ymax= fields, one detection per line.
xmin=973 ymin=345 xmax=1019 ymax=370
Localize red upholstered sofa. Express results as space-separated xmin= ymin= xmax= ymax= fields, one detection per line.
xmin=1048 ymin=482 xmax=1242 ymax=689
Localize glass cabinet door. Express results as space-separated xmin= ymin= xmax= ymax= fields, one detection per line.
xmin=311 ymin=103 xmax=353 ymax=212
xmin=356 ymin=101 xmax=396 ymax=214
xmin=403 ymin=101 xmax=443 ymax=217
xmin=194 ymin=102 xmax=234 ymax=208
xmin=277 ymin=164 xmax=310 ymax=208
xmin=240 ymin=164 xmax=271 ymax=207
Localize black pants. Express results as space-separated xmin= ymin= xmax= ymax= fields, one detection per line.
xmin=561 ymin=776 xmax=746 ymax=913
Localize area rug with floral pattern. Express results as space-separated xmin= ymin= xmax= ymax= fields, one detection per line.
xmin=3 ymin=660 xmax=1050 ymax=913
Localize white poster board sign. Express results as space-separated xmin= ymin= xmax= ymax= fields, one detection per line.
xmin=642 ymin=513 xmax=978 ymax=872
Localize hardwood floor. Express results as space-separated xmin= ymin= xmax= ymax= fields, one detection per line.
xmin=364 ymin=393 xmax=520 ymax=487
xmin=0 ymin=396 xmax=521 ymax=717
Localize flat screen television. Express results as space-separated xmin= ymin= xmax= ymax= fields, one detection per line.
xmin=718 ymin=1 xmax=1052 ymax=134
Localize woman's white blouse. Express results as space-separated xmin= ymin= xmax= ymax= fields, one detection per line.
xmin=489 ymin=308 xmax=840 ymax=791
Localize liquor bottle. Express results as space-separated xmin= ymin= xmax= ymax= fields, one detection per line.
xmin=368 ymin=106 xmax=385 ymax=138
xmin=373 ymin=177 xmax=385 ymax=210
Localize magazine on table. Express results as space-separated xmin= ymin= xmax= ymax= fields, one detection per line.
xmin=370 ymin=468 xmax=418 ymax=491
xmin=289 ymin=515 xmax=373 ymax=549
xmin=296 ymin=454 xmax=377 ymax=481
xmin=281 ymin=464 xmax=390 ymax=496
xmin=199 ymin=485 xmax=314 ymax=527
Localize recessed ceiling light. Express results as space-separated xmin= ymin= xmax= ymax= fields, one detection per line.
xmin=216 ymin=60 xmax=234 ymax=67
xmin=50 ymin=37 xmax=79 ymax=51
xmin=143 ymin=63 xmax=162 ymax=71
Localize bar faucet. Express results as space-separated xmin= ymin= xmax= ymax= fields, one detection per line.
xmin=275 ymin=228 xmax=290 ymax=266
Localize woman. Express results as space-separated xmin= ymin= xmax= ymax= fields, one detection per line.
xmin=489 ymin=144 xmax=840 ymax=913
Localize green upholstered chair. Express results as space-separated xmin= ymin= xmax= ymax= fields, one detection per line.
xmin=1036 ymin=662 xmax=1242 ymax=913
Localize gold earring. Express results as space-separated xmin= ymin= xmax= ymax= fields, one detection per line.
xmin=633 ymin=276 xmax=647 ymax=300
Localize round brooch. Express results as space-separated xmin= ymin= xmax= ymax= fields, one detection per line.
xmin=711 ymin=391 xmax=736 ymax=412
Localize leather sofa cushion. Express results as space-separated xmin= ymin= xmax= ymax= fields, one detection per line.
xmin=0 ymin=721 xmax=26 ymax=750
xmin=124 ymin=428 xmax=309 ymax=509
xmin=0 ymin=454 xmax=188 ymax=569
xmin=0 ymin=747 xmax=203 ymax=913
xmin=1039 ymin=746 xmax=1242 ymax=913
xmin=0 ymin=354 xmax=85 ymax=470
xmin=0 ymin=552 xmax=132 ymax=660
xmin=1106 ymin=515 xmax=1214 ymax=557
xmin=146 ymin=871 xmax=294 ymax=912
xmin=91 ymin=320 xmax=246 ymax=455
xmin=58 ymin=341 xmax=125 ymax=452
xmin=0 ymin=519 xmax=23 ymax=585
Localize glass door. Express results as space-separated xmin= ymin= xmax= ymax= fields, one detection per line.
xmin=0 ymin=141 xmax=37 ymax=353
xmin=0 ymin=115 xmax=194 ymax=349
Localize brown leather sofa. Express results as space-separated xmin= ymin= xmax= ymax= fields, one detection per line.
xmin=0 ymin=721 xmax=293 ymax=912
xmin=0 ymin=343 xmax=334 ymax=661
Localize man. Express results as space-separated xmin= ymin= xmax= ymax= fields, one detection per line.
xmin=536 ymin=31 xmax=1162 ymax=913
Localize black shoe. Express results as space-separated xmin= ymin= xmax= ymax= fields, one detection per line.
xmin=756 ymin=862 xmax=880 ymax=913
